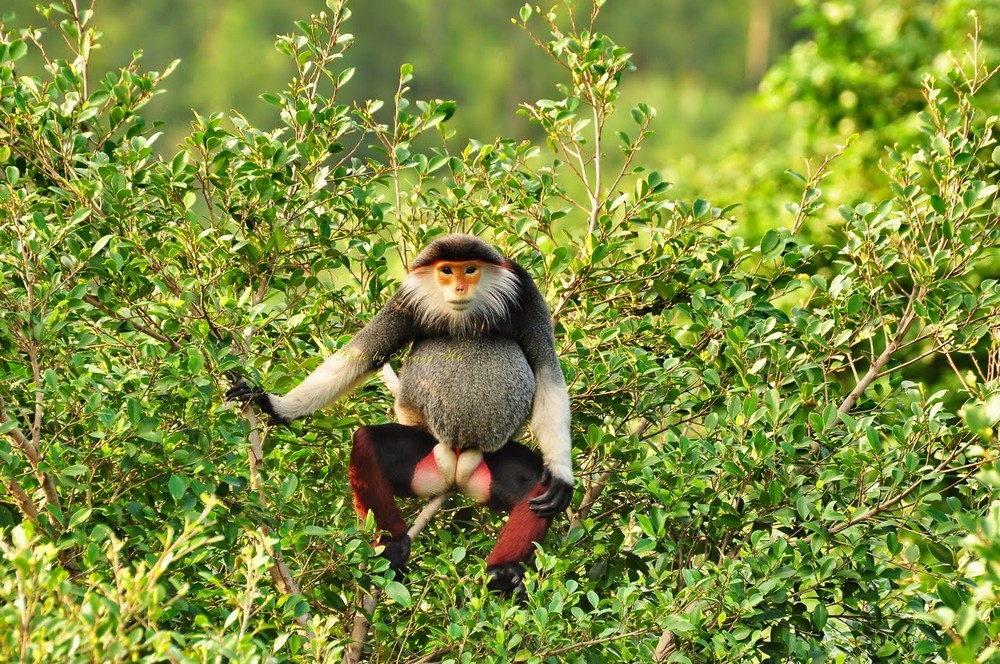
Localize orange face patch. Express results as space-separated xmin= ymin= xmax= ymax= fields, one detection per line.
xmin=434 ymin=260 xmax=483 ymax=299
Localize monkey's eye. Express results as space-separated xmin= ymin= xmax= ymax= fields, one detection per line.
xmin=465 ymin=265 xmax=478 ymax=275
xmin=440 ymin=266 xmax=453 ymax=275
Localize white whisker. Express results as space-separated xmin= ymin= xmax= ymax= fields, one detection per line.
xmin=399 ymin=263 xmax=520 ymax=337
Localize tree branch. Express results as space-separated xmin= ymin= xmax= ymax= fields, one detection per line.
xmin=0 ymin=396 xmax=63 ymax=530
xmin=2 ymin=476 xmax=41 ymax=526
xmin=569 ymin=469 xmax=612 ymax=532
xmin=342 ymin=492 xmax=453 ymax=664
xmin=654 ymin=600 xmax=707 ymax=662
xmin=829 ymin=436 xmax=974 ymax=536
xmin=838 ymin=298 xmax=918 ymax=416
xmin=83 ymin=294 xmax=182 ymax=351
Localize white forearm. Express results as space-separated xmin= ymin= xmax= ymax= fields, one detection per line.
xmin=270 ymin=351 xmax=373 ymax=421
xmin=530 ymin=372 xmax=573 ymax=484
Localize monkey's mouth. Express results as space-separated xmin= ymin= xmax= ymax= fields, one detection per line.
xmin=447 ymin=299 xmax=474 ymax=311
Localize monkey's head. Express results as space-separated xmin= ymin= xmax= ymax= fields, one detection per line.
xmin=402 ymin=234 xmax=521 ymax=335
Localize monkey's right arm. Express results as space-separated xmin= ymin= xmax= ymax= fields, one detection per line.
xmin=227 ymin=301 xmax=415 ymax=424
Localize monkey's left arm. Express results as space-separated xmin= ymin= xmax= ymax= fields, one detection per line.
xmin=527 ymin=361 xmax=574 ymax=517
xmin=517 ymin=282 xmax=574 ymax=517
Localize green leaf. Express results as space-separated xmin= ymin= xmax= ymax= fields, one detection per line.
xmin=126 ymin=398 xmax=142 ymax=425
xmin=260 ymin=93 xmax=282 ymax=107
xmin=169 ymin=475 xmax=190 ymax=502
xmin=171 ymin=149 xmax=189 ymax=176
xmin=281 ymin=474 xmax=299 ymax=501
xmin=936 ymin=583 xmax=962 ymax=611
xmin=813 ymin=603 xmax=828 ymax=630
xmin=886 ymin=531 xmax=901 ymax=556
xmin=759 ymin=229 xmax=784 ymax=260
xmin=8 ymin=40 xmax=27 ymax=61
xmin=660 ymin=614 xmax=695 ymax=633
xmin=963 ymin=394 xmax=1000 ymax=438
xmin=69 ymin=207 xmax=92 ymax=225
xmin=61 ymin=465 xmax=90 ymax=479
xmin=90 ymin=234 xmax=113 ymax=258
xmin=519 ymin=4 xmax=532 ymax=22
xmin=764 ymin=388 xmax=780 ymax=424
xmin=68 ymin=508 xmax=93 ymax=529
xmin=875 ymin=642 xmax=898 ymax=657
xmin=384 ymin=581 xmax=411 ymax=607
xmin=702 ymin=368 xmax=720 ymax=387
xmin=846 ymin=293 xmax=864 ymax=315
xmin=796 ymin=495 xmax=812 ymax=519
xmin=187 ymin=349 xmax=204 ymax=373
xmin=692 ymin=199 xmax=711 ymax=218
xmin=337 ymin=67 xmax=355 ymax=87
xmin=865 ymin=426 xmax=882 ymax=452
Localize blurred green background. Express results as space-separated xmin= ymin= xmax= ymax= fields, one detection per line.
xmin=5 ymin=0 xmax=997 ymax=235
xmin=3 ymin=1 xmax=797 ymax=197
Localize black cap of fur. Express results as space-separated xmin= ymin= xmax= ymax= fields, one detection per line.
xmin=411 ymin=234 xmax=507 ymax=268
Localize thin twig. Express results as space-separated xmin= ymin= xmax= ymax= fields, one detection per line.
xmin=234 ymin=294 xmax=314 ymax=635
xmin=83 ymin=294 xmax=182 ymax=351
xmin=828 ymin=436 xmax=974 ymax=535
xmin=342 ymin=492 xmax=453 ymax=664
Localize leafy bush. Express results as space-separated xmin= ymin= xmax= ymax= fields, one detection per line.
xmin=1 ymin=1 xmax=999 ymax=661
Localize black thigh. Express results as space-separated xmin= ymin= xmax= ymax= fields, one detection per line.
xmin=482 ymin=441 xmax=545 ymax=511
xmin=360 ymin=423 xmax=439 ymax=497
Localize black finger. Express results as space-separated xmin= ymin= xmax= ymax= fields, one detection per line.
xmin=225 ymin=383 xmax=255 ymax=401
xmin=382 ymin=533 xmax=412 ymax=576
xmin=529 ymin=478 xmax=572 ymax=517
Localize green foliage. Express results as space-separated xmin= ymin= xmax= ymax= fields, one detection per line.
xmin=681 ymin=0 xmax=1000 ymax=240
xmin=764 ymin=0 xmax=1000 ymax=137
xmin=1 ymin=1 xmax=1000 ymax=661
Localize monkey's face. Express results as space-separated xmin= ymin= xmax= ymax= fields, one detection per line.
xmin=434 ymin=261 xmax=483 ymax=311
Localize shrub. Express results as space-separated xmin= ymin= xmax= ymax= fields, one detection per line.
xmin=1 ymin=1 xmax=999 ymax=661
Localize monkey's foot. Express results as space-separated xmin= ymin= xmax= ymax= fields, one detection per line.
xmin=380 ymin=533 xmax=412 ymax=576
xmin=486 ymin=562 xmax=527 ymax=602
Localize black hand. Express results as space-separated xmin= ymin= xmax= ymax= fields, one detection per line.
xmin=528 ymin=469 xmax=573 ymax=518
xmin=224 ymin=373 xmax=257 ymax=402
xmin=486 ymin=562 xmax=527 ymax=602
xmin=225 ymin=372 xmax=290 ymax=425
xmin=381 ymin=533 xmax=412 ymax=576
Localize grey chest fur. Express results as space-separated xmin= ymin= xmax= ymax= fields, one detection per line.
xmin=397 ymin=336 xmax=534 ymax=451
